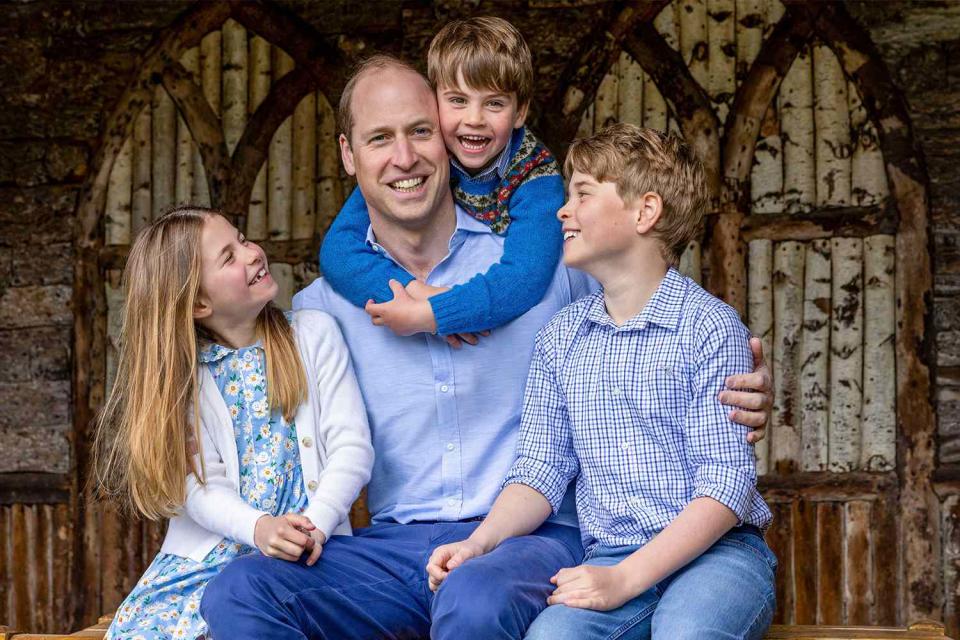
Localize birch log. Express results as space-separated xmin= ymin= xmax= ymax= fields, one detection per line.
xmin=656 ymin=1 xmax=679 ymax=50
xmin=707 ymin=0 xmax=736 ymax=123
xmin=679 ymin=242 xmax=702 ymax=283
xmin=194 ymin=31 xmax=221 ymax=206
xmin=849 ymin=81 xmax=888 ymax=207
xmin=292 ymin=91 xmax=317 ymax=240
xmin=617 ymin=52 xmax=644 ymax=127
xmin=271 ymin=263 xmax=295 ymax=310
xmin=222 ymin=19 xmax=248 ymax=155
xmin=594 ymin=60 xmax=619 ymax=131
xmin=751 ymin=104 xmax=784 ymax=214
xmin=104 ymin=271 xmax=124 ymax=394
xmin=828 ymin=237 xmax=863 ymax=472
xmin=151 ymin=86 xmax=177 ymax=219
xmin=735 ymin=0 xmax=764 ymax=83
xmin=248 ymin=35 xmax=272 ymax=240
xmin=175 ymin=48 xmax=199 ymax=205
xmin=800 ymin=239 xmax=830 ymax=471
xmin=576 ymin=104 xmax=594 ymax=139
xmin=861 ymin=234 xmax=896 ymax=471
xmin=268 ymin=48 xmax=295 ymax=240
xmin=813 ymin=44 xmax=851 ymax=207
xmin=765 ymin=0 xmax=785 ymax=35
xmin=105 ymin=137 xmax=132 ymax=245
xmin=316 ymin=92 xmax=343 ymax=236
xmin=131 ymin=105 xmax=152 ymax=233
xmin=748 ymin=239 xmax=773 ymax=475
xmin=772 ymin=240 xmax=804 ymax=473
xmin=646 ymin=5 xmax=676 ymax=132
xmin=781 ymin=46 xmax=815 ymax=213
xmin=679 ymin=0 xmax=708 ymax=90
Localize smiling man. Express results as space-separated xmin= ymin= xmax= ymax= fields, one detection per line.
xmin=200 ymin=55 xmax=772 ymax=640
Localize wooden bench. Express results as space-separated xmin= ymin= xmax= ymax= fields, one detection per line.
xmin=0 ymin=618 xmax=953 ymax=639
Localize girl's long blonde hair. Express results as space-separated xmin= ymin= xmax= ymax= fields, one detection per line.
xmin=93 ymin=206 xmax=307 ymax=520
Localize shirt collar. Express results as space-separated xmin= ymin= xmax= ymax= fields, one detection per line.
xmin=449 ymin=130 xmax=516 ymax=182
xmin=586 ymin=268 xmax=686 ymax=332
xmin=365 ymin=203 xmax=491 ymax=261
xmin=199 ymin=340 xmax=263 ymax=364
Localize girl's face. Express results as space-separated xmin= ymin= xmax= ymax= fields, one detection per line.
xmin=195 ymin=215 xmax=278 ymax=329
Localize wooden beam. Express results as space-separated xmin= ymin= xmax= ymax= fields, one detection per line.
xmin=0 ymin=474 xmax=71 ymax=505
xmin=759 ymin=471 xmax=897 ymax=501
xmin=741 ymin=202 xmax=897 ymax=241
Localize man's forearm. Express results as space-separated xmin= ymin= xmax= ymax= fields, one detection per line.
xmin=617 ymin=497 xmax=738 ymax=596
xmin=469 ymin=484 xmax=553 ymax=552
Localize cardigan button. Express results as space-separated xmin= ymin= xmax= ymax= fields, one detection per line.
xmin=302 ymin=437 xmax=313 ymax=448
xmin=307 ymin=480 xmax=318 ymax=492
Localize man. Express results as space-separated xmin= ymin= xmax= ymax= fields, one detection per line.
xmin=201 ymin=55 xmax=771 ymax=640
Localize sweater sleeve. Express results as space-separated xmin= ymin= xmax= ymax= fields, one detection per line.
xmin=428 ymin=172 xmax=565 ymax=334
xmin=318 ymin=185 xmax=415 ymax=308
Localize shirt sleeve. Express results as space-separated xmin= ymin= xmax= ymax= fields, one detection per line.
xmin=428 ymin=173 xmax=565 ymax=334
xmin=318 ymin=185 xmax=415 ymax=308
xmin=502 ymin=334 xmax=579 ymax=513
xmin=686 ymin=304 xmax=758 ymax=523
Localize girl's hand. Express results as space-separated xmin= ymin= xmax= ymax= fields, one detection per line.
xmin=253 ymin=513 xmax=315 ymax=562
xmin=547 ymin=564 xmax=635 ymax=611
xmin=365 ymin=280 xmax=437 ymax=336
xmin=426 ymin=539 xmax=488 ymax=591
xmin=304 ymin=528 xmax=327 ymax=567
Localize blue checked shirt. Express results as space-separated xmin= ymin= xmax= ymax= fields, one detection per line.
xmin=504 ymin=268 xmax=772 ymax=551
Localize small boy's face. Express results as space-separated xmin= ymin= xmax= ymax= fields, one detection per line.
xmin=557 ymin=171 xmax=644 ymax=274
xmin=436 ymin=70 xmax=528 ymax=173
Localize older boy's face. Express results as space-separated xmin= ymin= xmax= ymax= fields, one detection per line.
xmin=436 ymin=70 xmax=528 ymax=173
xmin=557 ymin=171 xmax=640 ymax=274
xmin=340 ymin=67 xmax=451 ymax=231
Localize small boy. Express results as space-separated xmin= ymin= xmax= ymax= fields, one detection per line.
xmin=426 ymin=124 xmax=777 ymax=639
xmin=320 ymin=17 xmax=564 ymax=341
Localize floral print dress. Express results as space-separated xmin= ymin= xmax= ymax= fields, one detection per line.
xmin=106 ymin=341 xmax=310 ymax=640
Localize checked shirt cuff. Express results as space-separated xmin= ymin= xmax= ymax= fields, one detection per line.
xmin=693 ymin=464 xmax=754 ymax=524
xmin=502 ymin=455 xmax=570 ymax=514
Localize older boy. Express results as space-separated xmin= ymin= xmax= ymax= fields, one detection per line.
xmin=427 ymin=124 xmax=776 ymax=639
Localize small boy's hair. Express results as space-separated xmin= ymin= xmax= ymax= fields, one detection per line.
xmin=565 ymin=123 xmax=709 ymax=265
xmin=338 ymin=53 xmax=427 ymax=144
xmin=427 ymin=17 xmax=534 ymax=107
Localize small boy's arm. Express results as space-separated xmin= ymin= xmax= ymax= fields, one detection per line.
xmin=319 ymin=186 xmax=415 ymax=308
xmin=428 ymin=174 xmax=565 ymax=334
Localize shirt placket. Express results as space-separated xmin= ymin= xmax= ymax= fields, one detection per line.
xmin=427 ymin=337 xmax=463 ymax=519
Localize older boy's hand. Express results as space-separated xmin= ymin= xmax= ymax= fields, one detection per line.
xmin=426 ymin=539 xmax=487 ymax=591
xmin=547 ymin=564 xmax=634 ymax=611
xmin=719 ymin=336 xmax=773 ymax=443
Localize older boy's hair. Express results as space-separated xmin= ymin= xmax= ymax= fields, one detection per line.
xmin=427 ymin=17 xmax=534 ymax=107
xmin=565 ymin=123 xmax=709 ymax=265
xmin=338 ymin=54 xmax=428 ymax=144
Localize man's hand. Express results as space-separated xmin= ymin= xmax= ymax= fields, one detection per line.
xmin=426 ymin=539 xmax=488 ymax=591
xmin=253 ymin=514 xmax=315 ymax=562
xmin=720 ymin=336 xmax=773 ymax=443
xmin=365 ymin=280 xmax=437 ymax=336
xmin=547 ymin=564 xmax=635 ymax=611
xmin=443 ymin=330 xmax=491 ymax=349
xmin=304 ymin=528 xmax=327 ymax=567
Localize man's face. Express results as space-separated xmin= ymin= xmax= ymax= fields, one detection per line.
xmin=340 ymin=67 xmax=451 ymax=232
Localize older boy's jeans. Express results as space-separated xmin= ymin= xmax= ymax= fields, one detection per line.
xmin=200 ymin=520 xmax=583 ymax=640
xmin=524 ymin=526 xmax=777 ymax=640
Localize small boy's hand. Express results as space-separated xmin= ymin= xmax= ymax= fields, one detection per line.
xmin=719 ymin=336 xmax=772 ymax=443
xmin=426 ymin=539 xmax=488 ymax=591
xmin=254 ymin=513 xmax=315 ymax=562
xmin=405 ymin=279 xmax=449 ymax=301
xmin=547 ymin=564 xmax=633 ymax=611
xmin=303 ymin=528 xmax=327 ymax=567
xmin=365 ymin=280 xmax=438 ymax=336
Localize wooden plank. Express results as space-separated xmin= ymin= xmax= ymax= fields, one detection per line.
xmin=37 ymin=505 xmax=52 ymax=632
xmin=793 ymin=499 xmax=818 ymax=624
xmin=780 ymin=45 xmax=815 ymax=213
xmin=81 ymin=495 xmax=102 ymax=624
xmin=316 ymin=92 xmax=342 ymax=237
xmin=759 ymin=471 xmax=896 ymax=500
xmin=24 ymin=506 xmax=39 ymax=632
xmin=247 ymin=35 xmax=271 ymax=241
xmin=194 ymin=30 xmax=222 ymax=206
xmin=872 ymin=492 xmax=898 ymax=627
xmin=813 ymin=43 xmax=851 ymax=207
xmin=772 ymin=241 xmax=805 ymax=473
xmin=740 ymin=203 xmax=898 ymax=242
xmin=292 ymin=90 xmax=317 ymax=240
xmin=748 ymin=239 xmax=773 ymax=475
xmin=104 ymin=137 xmax=132 ymax=246
xmin=221 ymin=19 xmax=248 ymax=155
xmin=828 ymin=238 xmax=864 ymax=472
xmin=98 ymin=503 xmax=123 ymax=619
xmin=268 ymin=48 xmax=294 ymax=241
xmin=151 ymin=85 xmax=177 ymax=219
xmin=131 ymin=106 xmax=152 ymax=234
xmin=616 ymin=52 xmax=643 ymax=126
xmin=12 ymin=504 xmax=29 ymax=629
xmin=766 ymin=500 xmax=794 ymax=624
xmin=817 ymin=501 xmax=844 ymax=625
xmin=706 ymin=0 xmax=736 ymax=123
xmin=175 ymin=47 xmax=199 ymax=206
xmin=52 ymin=504 xmax=72 ymax=632
xmin=844 ymin=501 xmax=874 ymax=624
xmin=0 ymin=507 xmax=8 ymax=628
xmin=861 ymin=235 xmax=896 ymax=472
xmin=104 ymin=270 xmax=123 ymax=395
xmin=800 ymin=239 xmax=830 ymax=471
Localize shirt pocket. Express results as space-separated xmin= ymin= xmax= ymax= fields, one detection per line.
xmin=631 ymin=360 xmax=688 ymax=448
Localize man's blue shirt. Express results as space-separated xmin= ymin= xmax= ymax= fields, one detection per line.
xmin=294 ymin=205 xmax=594 ymax=526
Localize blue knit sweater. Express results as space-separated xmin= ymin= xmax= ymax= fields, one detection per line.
xmin=318 ymin=126 xmax=564 ymax=334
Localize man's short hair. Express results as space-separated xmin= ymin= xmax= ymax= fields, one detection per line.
xmin=565 ymin=123 xmax=709 ymax=265
xmin=338 ymin=54 xmax=427 ymax=144
xmin=427 ymin=17 xmax=534 ymax=107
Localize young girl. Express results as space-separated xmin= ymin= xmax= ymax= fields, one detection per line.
xmin=94 ymin=206 xmax=373 ymax=639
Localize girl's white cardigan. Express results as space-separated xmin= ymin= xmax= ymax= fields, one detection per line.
xmin=160 ymin=310 xmax=374 ymax=563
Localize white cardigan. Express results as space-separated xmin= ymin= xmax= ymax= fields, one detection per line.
xmin=160 ymin=310 xmax=374 ymax=563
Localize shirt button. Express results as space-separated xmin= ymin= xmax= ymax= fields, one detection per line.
xmin=440 ymin=385 xmax=449 ymax=393
xmin=307 ymin=480 xmax=318 ymax=492
xmin=302 ymin=437 xmax=313 ymax=448
xmin=446 ymin=443 xmax=455 ymax=451
xmin=256 ymin=452 xmax=269 ymax=464
xmin=447 ymin=498 xmax=457 ymax=507
xmin=611 ymin=387 xmax=621 ymax=395
xmin=621 ymin=442 xmax=630 ymax=451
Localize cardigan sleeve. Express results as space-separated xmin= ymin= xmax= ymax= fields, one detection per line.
xmin=427 ymin=172 xmax=565 ymax=334
xmin=318 ymin=186 xmax=415 ymax=307
xmin=299 ymin=312 xmax=375 ymax=539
